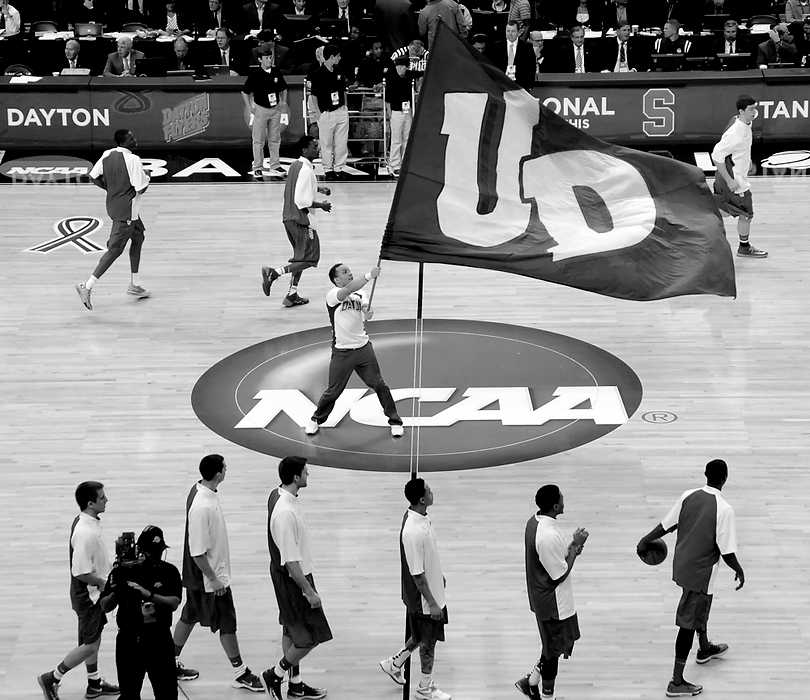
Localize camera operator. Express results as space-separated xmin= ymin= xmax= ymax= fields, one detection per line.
xmin=101 ymin=526 xmax=181 ymax=700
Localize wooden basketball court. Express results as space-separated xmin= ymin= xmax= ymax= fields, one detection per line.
xmin=1 ymin=178 xmax=808 ymax=699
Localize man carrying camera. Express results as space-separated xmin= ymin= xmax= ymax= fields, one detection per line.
xmin=38 ymin=481 xmax=119 ymax=700
xmin=101 ymin=526 xmax=182 ymax=700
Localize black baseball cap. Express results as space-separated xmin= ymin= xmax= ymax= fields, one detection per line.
xmin=137 ymin=525 xmax=169 ymax=553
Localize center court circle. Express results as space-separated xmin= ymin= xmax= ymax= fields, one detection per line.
xmin=191 ymin=319 xmax=643 ymax=472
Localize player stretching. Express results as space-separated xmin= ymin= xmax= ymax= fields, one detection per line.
xmin=711 ymin=95 xmax=767 ymax=258
xmin=76 ymin=129 xmax=150 ymax=310
xmin=261 ymin=135 xmax=331 ymax=307
xmin=305 ymin=264 xmax=404 ymax=438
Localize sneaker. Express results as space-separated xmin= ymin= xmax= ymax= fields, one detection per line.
xmin=287 ymin=680 xmax=327 ymax=699
xmin=37 ymin=672 xmax=60 ymax=700
xmin=305 ymin=419 xmax=320 ymax=435
xmin=696 ymin=642 xmax=728 ymax=664
xmin=176 ymin=661 xmax=199 ymax=681
xmin=85 ymin=678 xmax=119 ymax=698
xmin=323 ymin=170 xmax=336 ymax=180
xmin=261 ymin=266 xmax=280 ymax=296
xmin=379 ymin=657 xmax=405 ymax=685
xmin=75 ymin=283 xmax=93 ymax=310
xmin=414 ymin=682 xmax=452 ymax=700
xmin=251 ymin=168 xmax=264 ymax=179
xmin=514 ymin=675 xmax=540 ymax=698
xmin=666 ymin=679 xmax=703 ymax=697
xmin=265 ymin=166 xmax=285 ymax=177
xmin=261 ymin=668 xmax=284 ymax=700
xmin=540 ymin=691 xmax=556 ymax=700
xmin=232 ymin=668 xmax=264 ymax=692
xmin=127 ymin=284 xmax=150 ymax=299
xmin=737 ymin=244 xmax=767 ymax=258
xmin=391 ymin=424 xmax=405 ymax=438
xmin=283 ymin=293 xmax=310 ymax=307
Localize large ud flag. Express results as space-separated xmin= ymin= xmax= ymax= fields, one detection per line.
xmin=381 ymin=24 xmax=736 ymax=300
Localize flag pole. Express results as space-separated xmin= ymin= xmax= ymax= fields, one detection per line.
xmin=403 ymin=260 xmax=425 ymax=700
xmin=366 ymin=256 xmax=383 ymax=310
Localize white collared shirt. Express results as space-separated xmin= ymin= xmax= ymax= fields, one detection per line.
xmin=293 ymin=155 xmax=317 ymax=210
xmin=614 ymin=38 xmax=629 ymax=72
xmin=71 ymin=512 xmax=112 ymax=604
xmin=269 ymin=487 xmax=313 ymax=575
xmin=187 ymin=483 xmax=232 ymax=592
xmin=401 ymin=509 xmax=446 ymax=613
xmin=507 ymin=39 xmax=517 ymax=65
xmin=534 ymin=514 xmax=576 ymax=618
xmin=711 ymin=116 xmax=753 ymax=193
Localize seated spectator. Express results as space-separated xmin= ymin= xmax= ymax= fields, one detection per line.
xmin=785 ymin=0 xmax=810 ymax=22
xmin=528 ymin=30 xmax=546 ymax=82
xmin=342 ymin=24 xmax=366 ymax=82
xmin=494 ymin=19 xmax=535 ymax=87
xmin=796 ymin=18 xmax=810 ymax=62
xmin=209 ymin=26 xmax=247 ymax=74
xmin=390 ymin=37 xmax=429 ymax=76
xmin=756 ymin=23 xmax=799 ymax=65
xmin=167 ymin=36 xmax=196 ymax=70
xmin=0 ymin=0 xmax=21 ymax=37
xmin=242 ymin=0 xmax=281 ymax=35
xmin=356 ymin=39 xmax=387 ymax=87
xmin=470 ymin=32 xmax=489 ymax=56
xmin=604 ymin=0 xmax=636 ymax=30
xmin=508 ymin=0 xmax=531 ymax=40
xmin=283 ymin=0 xmax=319 ymax=38
xmin=59 ymin=38 xmax=93 ymax=73
xmin=553 ymin=24 xmax=597 ymax=72
xmin=601 ymin=22 xmax=643 ymax=71
xmin=197 ymin=0 xmax=239 ymax=37
xmin=103 ymin=36 xmax=145 ymax=76
xmin=654 ymin=18 xmax=691 ymax=55
xmin=151 ymin=2 xmax=193 ymax=35
xmin=713 ymin=19 xmax=749 ymax=57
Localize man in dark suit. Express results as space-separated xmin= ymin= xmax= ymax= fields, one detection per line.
xmin=493 ymin=20 xmax=535 ymax=88
xmin=103 ymin=35 xmax=145 ymax=75
xmin=712 ymin=19 xmax=752 ymax=69
xmin=600 ymin=22 xmax=644 ymax=71
xmin=321 ymin=0 xmax=356 ymax=37
xmin=166 ymin=35 xmax=197 ymax=70
xmin=241 ymin=0 xmax=281 ymax=34
xmin=149 ymin=1 xmax=192 ymax=34
xmin=209 ymin=26 xmax=246 ymax=73
xmin=528 ymin=30 xmax=546 ymax=83
xmin=197 ymin=0 xmax=239 ymax=36
xmin=552 ymin=24 xmax=597 ymax=73
xmin=602 ymin=0 xmax=638 ymax=30
xmin=756 ymin=23 xmax=799 ymax=65
xmin=57 ymin=38 xmax=94 ymax=74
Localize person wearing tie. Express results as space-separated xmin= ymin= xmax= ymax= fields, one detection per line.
xmin=62 ymin=39 xmax=84 ymax=72
xmin=496 ymin=21 xmax=534 ymax=88
xmin=214 ymin=27 xmax=243 ymax=75
xmin=242 ymin=0 xmax=276 ymax=32
xmin=103 ymin=36 xmax=145 ymax=77
xmin=713 ymin=20 xmax=751 ymax=68
xmin=567 ymin=25 xmax=589 ymax=74
xmin=529 ymin=31 xmax=545 ymax=84
xmin=601 ymin=23 xmax=638 ymax=72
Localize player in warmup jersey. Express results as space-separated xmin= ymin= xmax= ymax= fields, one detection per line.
xmin=711 ymin=95 xmax=768 ymax=258
xmin=261 ymin=135 xmax=332 ymax=307
xmin=638 ymin=459 xmax=745 ymax=698
xmin=76 ymin=129 xmax=151 ymax=310
xmin=304 ymin=263 xmax=404 ymax=438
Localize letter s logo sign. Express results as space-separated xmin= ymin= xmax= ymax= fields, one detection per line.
xmin=642 ymin=88 xmax=675 ymax=137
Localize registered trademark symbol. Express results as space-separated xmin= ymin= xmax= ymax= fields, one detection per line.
xmin=641 ymin=411 xmax=678 ymax=424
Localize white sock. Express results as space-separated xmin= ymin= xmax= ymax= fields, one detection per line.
xmin=85 ymin=275 xmax=97 ymax=290
xmin=529 ymin=662 xmax=541 ymax=685
xmin=232 ymin=664 xmax=246 ymax=679
xmin=131 ymin=273 xmax=140 ymax=286
xmin=275 ymin=267 xmax=286 ymax=276
xmin=392 ymin=647 xmax=411 ymax=666
xmin=419 ymin=672 xmax=432 ymax=688
xmin=53 ymin=668 xmax=64 ymax=681
xmin=274 ymin=662 xmax=285 ymax=677
xmin=87 ymin=671 xmax=100 ymax=681
xmin=288 ymin=286 xmax=297 ymax=295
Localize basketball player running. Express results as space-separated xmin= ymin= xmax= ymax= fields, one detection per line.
xmin=263 ymin=456 xmax=330 ymax=700
xmin=637 ymin=459 xmax=745 ymax=697
xmin=305 ymin=263 xmax=404 ymax=437
xmin=76 ymin=129 xmax=150 ymax=310
xmin=711 ymin=95 xmax=768 ymax=258
xmin=261 ymin=135 xmax=331 ymax=307
xmin=516 ymin=485 xmax=588 ymax=700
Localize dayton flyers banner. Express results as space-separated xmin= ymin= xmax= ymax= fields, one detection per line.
xmin=381 ymin=24 xmax=736 ymax=301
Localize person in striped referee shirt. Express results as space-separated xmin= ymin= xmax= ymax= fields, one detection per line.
xmin=76 ymin=129 xmax=151 ymax=311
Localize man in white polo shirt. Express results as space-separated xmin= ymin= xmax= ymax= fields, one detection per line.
xmin=304 ymin=263 xmax=404 ymax=437
xmin=262 ymin=456 xmax=331 ymax=700
xmin=516 ymin=484 xmax=588 ymax=700
xmin=172 ymin=454 xmax=263 ymax=691
xmin=38 ymin=481 xmax=118 ymax=700
xmin=379 ymin=478 xmax=451 ymax=700
xmin=638 ymin=459 xmax=745 ymax=698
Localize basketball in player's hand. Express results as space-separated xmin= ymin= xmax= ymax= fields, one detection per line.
xmin=638 ymin=538 xmax=668 ymax=566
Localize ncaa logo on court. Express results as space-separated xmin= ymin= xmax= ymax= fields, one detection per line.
xmin=192 ymin=320 xmax=642 ymax=472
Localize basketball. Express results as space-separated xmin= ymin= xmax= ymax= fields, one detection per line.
xmin=638 ymin=538 xmax=668 ymax=566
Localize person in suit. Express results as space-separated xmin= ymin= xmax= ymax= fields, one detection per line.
xmin=166 ymin=36 xmax=197 ymax=70
xmin=103 ymin=36 xmax=145 ymax=76
xmin=756 ymin=23 xmax=799 ymax=65
xmin=528 ymin=30 xmax=546 ymax=83
xmin=552 ymin=24 xmax=597 ymax=72
xmin=58 ymin=38 xmax=94 ymax=73
xmin=712 ymin=18 xmax=752 ymax=70
xmin=241 ymin=0 xmax=281 ymax=34
xmin=322 ymin=0 xmax=360 ymax=35
xmin=494 ymin=20 xmax=535 ymax=87
xmin=603 ymin=0 xmax=637 ymax=30
xmin=600 ymin=22 xmax=644 ymax=71
xmin=150 ymin=1 xmax=192 ymax=34
xmin=796 ymin=17 xmax=810 ymax=64
xmin=197 ymin=0 xmax=239 ymax=36
xmin=210 ymin=26 xmax=246 ymax=73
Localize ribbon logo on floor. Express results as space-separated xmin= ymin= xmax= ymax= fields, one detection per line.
xmin=192 ymin=320 xmax=642 ymax=472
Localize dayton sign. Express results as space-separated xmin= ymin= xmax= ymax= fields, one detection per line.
xmin=192 ymin=320 xmax=643 ymax=471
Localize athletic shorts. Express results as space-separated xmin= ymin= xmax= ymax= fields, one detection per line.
xmin=74 ymin=599 xmax=107 ymax=646
xmin=535 ymin=612 xmax=580 ymax=659
xmin=283 ymin=221 xmax=320 ymax=266
xmin=676 ymin=589 xmax=713 ymax=632
xmin=107 ymin=217 xmax=145 ymax=248
xmin=179 ymin=587 xmax=237 ymax=634
xmin=713 ymin=177 xmax=754 ymax=219
xmin=271 ymin=571 xmax=333 ymax=648
xmin=407 ymin=607 xmax=448 ymax=644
